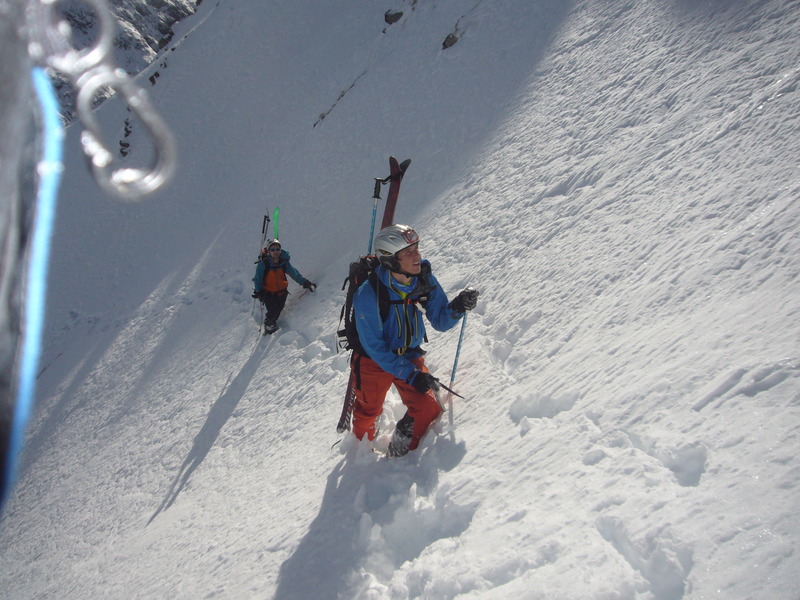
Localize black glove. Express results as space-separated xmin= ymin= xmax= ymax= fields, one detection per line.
xmin=408 ymin=370 xmax=440 ymax=394
xmin=450 ymin=288 xmax=479 ymax=313
xmin=252 ymin=290 xmax=259 ymax=299
xmin=303 ymin=281 xmax=317 ymax=292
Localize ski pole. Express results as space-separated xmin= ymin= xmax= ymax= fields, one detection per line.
xmin=253 ymin=211 xmax=270 ymax=326
xmin=449 ymin=314 xmax=467 ymax=387
xmin=257 ymin=211 xmax=270 ymax=261
xmin=368 ymin=178 xmax=382 ymax=253
xmin=445 ymin=314 xmax=467 ymax=432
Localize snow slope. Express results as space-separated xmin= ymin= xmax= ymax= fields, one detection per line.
xmin=2 ymin=0 xmax=799 ymax=598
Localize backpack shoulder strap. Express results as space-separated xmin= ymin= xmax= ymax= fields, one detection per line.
xmin=416 ymin=262 xmax=435 ymax=306
xmin=368 ymin=271 xmax=392 ymax=322
xmin=384 ymin=263 xmax=435 ymax=306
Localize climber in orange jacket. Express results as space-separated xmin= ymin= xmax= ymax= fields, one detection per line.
xmin=252 ymin=239 xmax=315 ymax=334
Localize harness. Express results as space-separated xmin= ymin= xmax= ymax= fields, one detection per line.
xmin=337 ymin=259 xmax=435 ymax=359
xmin=367 ymin=263 xmax=435 ymax=356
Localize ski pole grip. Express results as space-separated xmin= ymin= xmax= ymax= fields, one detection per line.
xmin=262 ymin=215 xmax=268 ymax=234
xmin=373 ymin=178 xmax=382 ymax=199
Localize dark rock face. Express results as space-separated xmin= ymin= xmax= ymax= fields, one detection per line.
xmin=59 ymin=0 xmax=199 ymax=70
xmin=384 ymin=9 xmax=403 ymax=25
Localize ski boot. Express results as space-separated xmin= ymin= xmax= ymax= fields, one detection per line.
xmin=386 ymin=414 xmax=414 ymax=457
xmin=263 ymin=317 xmax=279 ymax=335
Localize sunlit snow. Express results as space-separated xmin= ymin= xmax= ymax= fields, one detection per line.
xmin=2 ymin=1 xmax=799 ymax=598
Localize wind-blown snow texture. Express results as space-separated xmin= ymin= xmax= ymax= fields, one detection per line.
xmin=2 ymin=1 xmax=800 ymax=598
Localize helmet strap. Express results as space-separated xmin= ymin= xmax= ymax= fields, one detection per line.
xmin=386 ymin=252 xmax=419 ymax=280
xmin=389 ymin=266 xmax=417 ymax=283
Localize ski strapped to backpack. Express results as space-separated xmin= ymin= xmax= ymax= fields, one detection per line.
xmin=256 ymin=210 xmax=270 ymax=262
xmin=367 ymin=157 xmax=411 ymax=253
xmin=336 ymin=256 xmax=378 ymax=432
xmin=255 ymin=207 xmax=281 ymax=263
xmin=381 ymin=157 xmax=411 ymax=230
xmin=335 ymin=156 xmax=412 ymax=433
xmin=252 ymin=210 xmax=271 ymax=328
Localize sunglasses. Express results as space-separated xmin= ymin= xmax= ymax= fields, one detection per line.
xmin=268 ymin=247 xmax=281 ymax=252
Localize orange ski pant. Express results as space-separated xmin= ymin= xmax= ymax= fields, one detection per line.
xmin=351 ymin=354 xmax=442 ymax=451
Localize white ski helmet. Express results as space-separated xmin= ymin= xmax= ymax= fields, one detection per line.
xmin=374 ymin=224 xmax=419 ymax=270
xmin=261 ymin=239 xmax=281 ymax=260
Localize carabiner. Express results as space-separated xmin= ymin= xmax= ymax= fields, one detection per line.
xmin=75 ymin=65 xmax=176 ymax=198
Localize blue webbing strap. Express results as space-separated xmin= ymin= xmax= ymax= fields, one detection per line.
xmin=2 ymin=67 xmax=63 ymax=508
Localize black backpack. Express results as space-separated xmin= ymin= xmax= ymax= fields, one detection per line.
xmin=336 ymin=256 xmax=433 ymax=356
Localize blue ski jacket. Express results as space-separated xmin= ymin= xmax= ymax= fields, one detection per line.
xmin=253 ymin=249 xmax=309 ymax=294
xmin=353 ymin=260 xmax=463 ymax=381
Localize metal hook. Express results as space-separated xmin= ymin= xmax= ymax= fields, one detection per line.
xmin=76 ymin=65 xmax=177 ymax=199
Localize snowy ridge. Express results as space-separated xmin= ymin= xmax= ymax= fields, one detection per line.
xmin=1 ymin=0 xmax=799 ymax=598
